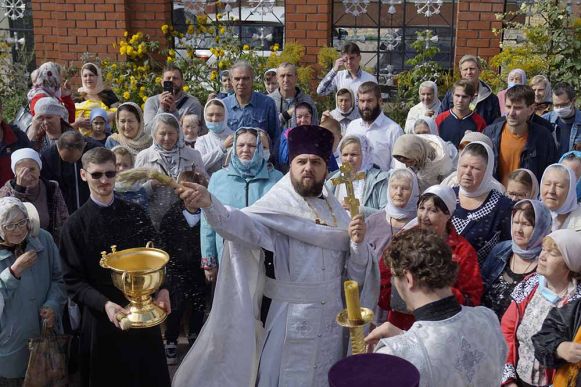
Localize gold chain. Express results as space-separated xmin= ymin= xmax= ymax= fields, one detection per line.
xmin=304 ymin=197 xmax=337 ymax=227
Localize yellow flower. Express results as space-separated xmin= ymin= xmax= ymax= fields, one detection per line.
xmin=123 ymin=91 xmax=130 ymax=100
xmin=111 ymin=63 xmax=117 ymax=70
xmin=187 ymin=24 xmax=195 ymax=35
xmin=216 ymin=13 xmax=223 ymax=20
xmin=126 ymin=46 xmax=134 ymax=56
xmin=155 ymin=77 xmax=162 ymax=84
xmin=119 ymin=46 xmax=127 ymax=55
xmin=161 ymin=24 xmax=170 ymax=34
xmin=219 ymin=26 xmax=226 ymax=35
xmin=169 ymin=49 xmax=176 ymax=57
xmin=210 ymin=71 xmax=217 ymax=81
xmin=123 ymin=31 xmax=128 ymax=37
xmin=218 ymin=61 xmax=226 ymax=69
xmin=242 ymin=44 xmax=250 ymax=50
xmin=106 ymin=73 xmax=113 ymax=81
xmin=272 ymin=43 xmax=280 ymax=52
xmin=183 ymin=85 xmax=190 ymax=92
xmin=167 ymin=57 xmax=174 ymax=64
xmin=142 ymin=96 xmax=148 ymax=103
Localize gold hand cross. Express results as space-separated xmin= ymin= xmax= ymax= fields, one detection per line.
xmin=331 ymin=163 xmax=365 ymax=218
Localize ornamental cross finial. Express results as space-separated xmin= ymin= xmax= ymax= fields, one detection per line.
xmin=331 ymin=163 xmax=365 ymax=218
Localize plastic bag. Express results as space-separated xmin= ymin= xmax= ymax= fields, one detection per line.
xmin=23 ymin=321 xmax=71 ymax=387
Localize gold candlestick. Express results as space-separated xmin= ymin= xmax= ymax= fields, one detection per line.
xmin=337 ymin=280 xmax=374 ymax=355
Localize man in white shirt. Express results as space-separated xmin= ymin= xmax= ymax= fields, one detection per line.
xmin=345 ymin=82 xmax=402 ymax=171
xmin=316 ymin=42 xmax=377 ymax=100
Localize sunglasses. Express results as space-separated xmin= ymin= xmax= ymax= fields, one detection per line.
xmin=86 ymin=170 xmax=117 ymax=180
xmin=4 ymin=218 xmax=28 ymax=232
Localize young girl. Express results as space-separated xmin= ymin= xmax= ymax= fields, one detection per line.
xmin=111 ymin=146 xmax=148 ymax=209
xmin=181 ymin=113 xmax=201 ymax=148
xmin=89 ymin=108 xmax=110 ymax=145
xmin=506 ymin=168 xmax=539 ymax=201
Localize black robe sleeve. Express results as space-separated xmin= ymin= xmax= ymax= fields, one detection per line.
xmin=533 ymin=298 xmax=581 ymax=368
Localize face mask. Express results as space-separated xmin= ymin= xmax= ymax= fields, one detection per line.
xmin=206 ymin=121 xmax=225 ymax=133
xmin=507 ymin=82 xmax=517 ymax=89
xmin=554 ymin=104 xmax=574 ymax=119
xmin=239 ymin=159 xmax=252 ymax=167
xmin=263 ymin=150 xmax=271 ymax=161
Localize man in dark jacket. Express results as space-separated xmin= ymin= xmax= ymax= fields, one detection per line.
xmin=0 ymin=103 xmax=31 ymax=186
xmin=439 ymin=55 xmax=501 ymax=125
xmin=484 ymin=85 xmax=557 ymax=184
xmin=40 ymin=130 xmax=102 ymax=214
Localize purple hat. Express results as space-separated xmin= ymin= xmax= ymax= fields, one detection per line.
xmin=328 ymin=353 xmax=420 ymax=387
xmin=288 ymin=125 xmax=334 ymax=163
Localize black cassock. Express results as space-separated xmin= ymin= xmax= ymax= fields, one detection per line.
xmin=59 ymin=198 xmax=170 ymax=387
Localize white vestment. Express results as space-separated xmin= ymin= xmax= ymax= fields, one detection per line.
xmin=172 ymin=174 xmax=379 ymax=387
xmin=375 ymin=306 xmax=507 ymax=387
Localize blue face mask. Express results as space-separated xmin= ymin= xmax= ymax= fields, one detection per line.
xmin=507 ymin=82 xmax=517 ymax=89
xmin=207 ymin=121 xmax=225 ymax=133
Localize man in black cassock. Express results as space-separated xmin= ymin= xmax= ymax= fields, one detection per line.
xmin=59 ymin=147 xmax=171 ymax=387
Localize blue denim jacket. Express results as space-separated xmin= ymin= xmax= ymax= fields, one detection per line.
xmin=543 ymin=109 xmax=581 ymax=152
xmin=480 ymin=240 xmax=512 ymax=291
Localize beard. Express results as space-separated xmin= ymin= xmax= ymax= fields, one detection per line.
xmin=291 ymin=173 xmax=325 ymax=197
xmin=359 ymin=104 xmax=381 ymax=123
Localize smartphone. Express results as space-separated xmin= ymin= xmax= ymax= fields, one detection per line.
xmin=163 ymin=81 xmax=173 ymax=94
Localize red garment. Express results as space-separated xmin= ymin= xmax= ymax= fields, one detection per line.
xmin=499 ymin=273 xmax=581 ymax=385
xmin=29 ymin=93 xmax=76 ymax=124
xmin=378 ymin=228 xmax=484 ymax=331
xmin=0 ymin=123 xmax=31 ymax=186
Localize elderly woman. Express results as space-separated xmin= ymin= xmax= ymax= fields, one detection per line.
xmin=0 ymin=197 xmax=66 ymax=384
xmin=0 ymin=148 xmax=68 ymax=245
xmin=27 ymin=62 xmax=75 ymax=124
xmin=481 ymin=200 xmax=552 ymax=319
xmin=328 ymin=135 xmax=388 ymax=217
xmin=560 ymin=151 xmax=581 ymax=202
xmin=195 ymin=99 xmax=233 ymax=175
xmin=530 ymin=74 xmax=553 ymax=116
xmin=540 ymin=163 xmax=581 ymax=231
xmin=498 ymin=69 xmax=527 ymax=116
xmin=501 ymin=230 xmax=581 ymax=387
xmin=411 ymin=118 xmax=437 ymax=135
xmin=74 ymin=63 xmax=119 ymax=134
xmin=452 ymin=141 xmax=513 ymax=264
xmin=404 ymin=81 xmax=441 ymax=133
xmin=392 ymin=134 xmax=454 ymax=192
xmin=201 ymin=127 xmax=283 ymax=270
xmin=135 ymin=113 xmax=207 ymax=229
xmin=26 ymin=97 xmax=74 ymax=154
xmin=506 ymin=168 xmax=539 ymax=202
xmin=105 ymin=102 xmax=152 ymax=157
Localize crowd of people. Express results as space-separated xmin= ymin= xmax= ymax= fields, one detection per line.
xmin=0 ymin=40 xmax=580 ymax=387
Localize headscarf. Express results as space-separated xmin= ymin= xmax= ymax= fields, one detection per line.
xmin=0 ymin=197 xmax=29 ymax=242
xmin=560 ymin=151 xmax=581 ymax=202
xmin=385 ymin=168 xmax=420 ymax=220
xmin=540 ymin=164 xmax=580 ymax=220
xmin=335 ymin=88 xmax=356 ymax=116
xmin=392 ymin=134 xmax=431 ymax=170
xmin=511 ymin=199 xmax=552 ymax=260
xmin=89 ymin=107 xmax=110 ymax=131
xmin=548 ymin=229 xmax=581 ymax=273
xmin=27 ymin=62 xmax=61 ymax=101
xmin=418 ymin=81 xmax=440 ymax=109
xmin=77 ymin=62 xmax=105 ymax=95
xmin=506 ymin=69 xmax=527 ymax=89
xmin=459 ymin=131 xmax=494 ymax=150
xmin=11 ymin=148 xmax=42 ymax=173
xmin=152 ymin=113 xmax=184 ymax=178
xmin=34 ymin=97 xmax=69 ymax=121
xmin=423 ymin=184 xmax=457 ymax=215
xmin=338 ymin=134 xmax=374 ymax=172
xmin=203 ymin=98 xmax=229 ymax=134
xmin=230 ymin=127 xmax=266 ymax=178
xmin=458 ymin=141 xmax=496 ymax=198
xmin=412 ymin=118 xmax=438 ymax=135
xmin=511 ymin=168 xmax=540 ymax=199
xmin=111 ymin=102 xmax=152 ymax=156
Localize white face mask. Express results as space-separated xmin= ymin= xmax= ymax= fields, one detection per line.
xmin=554 ymin=104 xmax=575 ymax=119
xmin=262 ymin=150 xmax=271 ymax=161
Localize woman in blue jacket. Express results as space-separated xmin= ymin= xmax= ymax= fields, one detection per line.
xmin=201 ymin=127 xmax=283 ymax=271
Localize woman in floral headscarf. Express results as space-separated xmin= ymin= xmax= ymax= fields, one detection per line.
xmin=105 ymin=102 xmax=152 ymax=157
xmin=27 ymin=62 xmax=75 ymax=124
xmin=328 ymin=134 xmax=389 ymax=217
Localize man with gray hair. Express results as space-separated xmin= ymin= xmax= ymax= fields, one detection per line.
xmin=268 ymin=62 xmax=318 ymax=130
xmin=40 ymin=131 xmax=101 ymax=213
xmin=223 ymin=61 xmax=279 ymax=147
xmin=438 ymin=54 xmax=501 ymax=125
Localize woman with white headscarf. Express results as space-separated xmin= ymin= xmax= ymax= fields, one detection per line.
xmin=505 ymin=168 xmax=540 ymax=201
xmin=498 ymin=69 xmax=527 ymax=116
xmin=540 ymin=163 xmax=581 ymax=231
xmin=328 ymin=134 xmax=389 ymax=217
xmin=195 ymin=98 xmax=234 ymax=175
xmin=27 ymin=62 xmax=76 ymax=124
xmin=135 ymin=113 xmax=207 ymax=229
xmin=451 ymin=141 xmax=514 ymax=265
xmin=392 ymin=133 xmax=454 ymax=192
xmin=0 ymin=197 xmax=66 ymax=383
xmin=501 ymin=229 xmax=581 ymax=387
xmin=404 ymin=81 xmax=441 ymax=133
xmin=481 ymin=199 xmax=552 ymax=319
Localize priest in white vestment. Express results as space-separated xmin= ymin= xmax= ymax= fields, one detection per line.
xmin=173 ymin=125 xmax=380 ymax=387
xmin=366 ymin=228 xmax=507 ymax=387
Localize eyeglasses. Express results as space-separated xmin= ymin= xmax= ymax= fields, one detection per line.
xmin=4 ymin=218 xmax=28 ymax=232
xmin=86 ymin=171 xmax=117 ymax=180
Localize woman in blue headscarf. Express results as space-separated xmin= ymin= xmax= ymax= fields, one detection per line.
xmin=200 ymin=127 xmax=283 ymax=272
xmin=499 ymin=68 xmax=527 ymax=116
xmin=481 ymin=199 xmax=552 ymax=318
xmin=560 ymin=151 xmax=581 ymax=203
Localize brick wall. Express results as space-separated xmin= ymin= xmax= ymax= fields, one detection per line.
xmin=284 ymin=0 xmax=331 ymax=65
xmin=31 ymin=0 xmax=171 ymax=67
xmin=454 ymin=0 xmax=504 ymax=66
